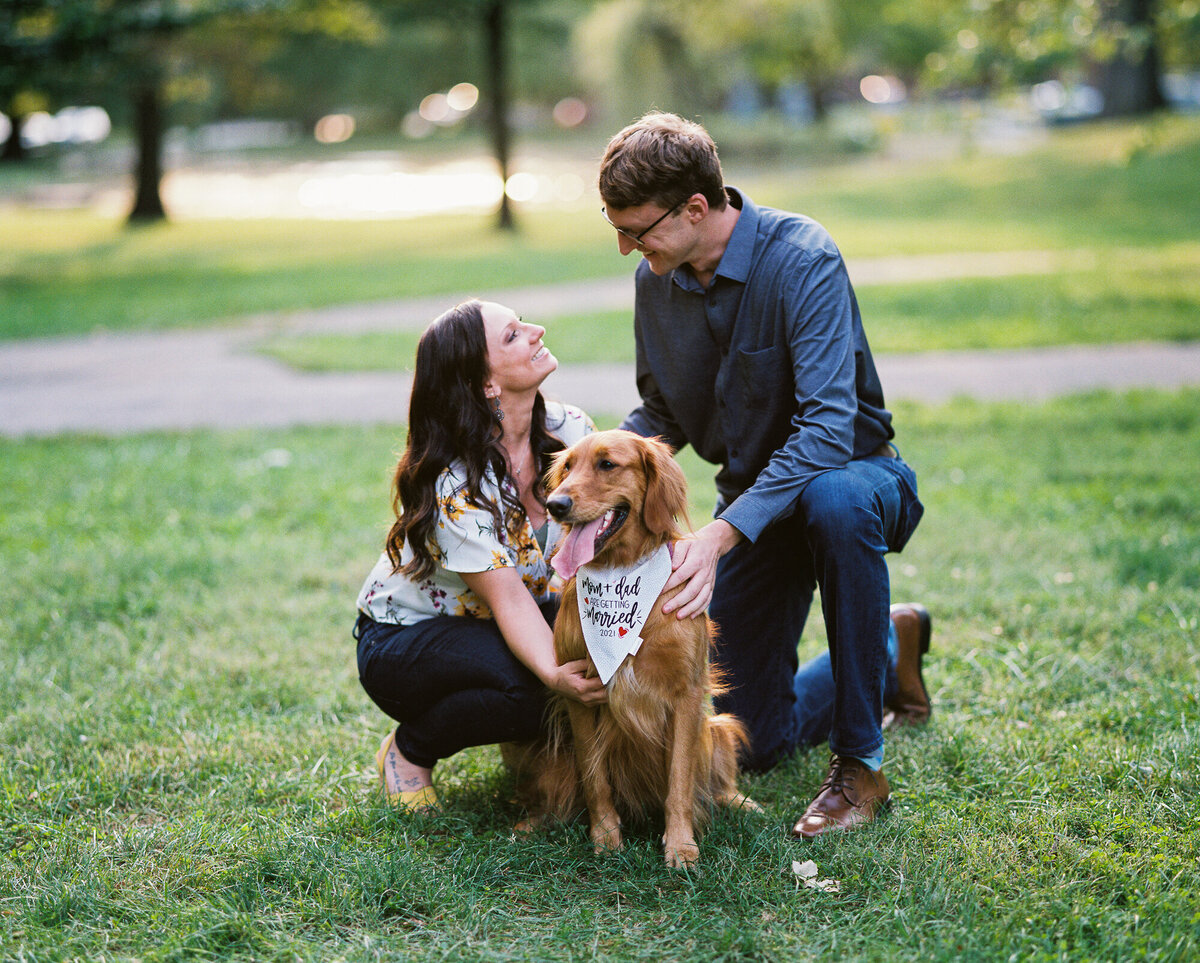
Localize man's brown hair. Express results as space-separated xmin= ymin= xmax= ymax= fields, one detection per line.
xmin=598 ymin=112 xmax=726 ymax=212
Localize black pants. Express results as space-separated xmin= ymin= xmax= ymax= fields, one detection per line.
xmin=354 ymin=602 xmax=556 ymax=769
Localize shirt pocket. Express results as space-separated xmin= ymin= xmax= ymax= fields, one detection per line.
xmin=734 ymin=346 xmax=791 ymax=411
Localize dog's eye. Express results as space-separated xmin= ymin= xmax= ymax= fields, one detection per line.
xmin=597 ymin=458 xmax=617 ymax=471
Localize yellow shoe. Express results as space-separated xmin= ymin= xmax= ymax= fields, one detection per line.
xmin=376 ymin=732 xmax=439 ymax=813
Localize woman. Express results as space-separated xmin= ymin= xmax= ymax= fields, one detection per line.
xmin=354 ymin=299 xmax=606 ymax=811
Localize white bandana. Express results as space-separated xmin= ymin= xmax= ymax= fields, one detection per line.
xmin=575 ymin=544 xmax=672 ymax=684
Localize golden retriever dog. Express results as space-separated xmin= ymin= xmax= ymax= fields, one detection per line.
xmin=528 ymin=429 xmax=759 ymax=869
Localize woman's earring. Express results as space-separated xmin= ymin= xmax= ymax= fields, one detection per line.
xmin=490 ymin=392 xmax=504 ymax=422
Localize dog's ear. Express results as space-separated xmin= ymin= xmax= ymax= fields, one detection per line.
xmin=545 ymin=447 xmax=572 ymax=491
xmin=639 ymin=435 xmax=688 ymax=536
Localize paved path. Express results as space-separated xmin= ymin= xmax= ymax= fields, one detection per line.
xmin=3 ymin=264 xmax=1199 ymax=438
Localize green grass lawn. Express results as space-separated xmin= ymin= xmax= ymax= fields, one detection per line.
xmin=0 ymin=210 xmax=626 ymax=342
xmin=3 ymin=115 xmax=1199 ymax=344
xmin=772 ymin=114 xmax=1200 ymax=254
xmin=859 ymin=243 xmax=1200 ymax=352
xmin=256 ymin=244 xmax=1200 ymax=371
xmin=3 ymin=389 xmax=1198 ymax=961
xmin=255 ymin=308 xmax=636 ymax=372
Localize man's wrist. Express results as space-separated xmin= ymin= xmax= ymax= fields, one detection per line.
xmin=707 ymin=519 xmax=745 ymax=556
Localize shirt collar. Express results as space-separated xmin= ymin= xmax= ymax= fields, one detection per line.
xmin=671 ymin=186 xmax=757 ymax=290
xmin=713 ymin=186 xmax=756 ymax=283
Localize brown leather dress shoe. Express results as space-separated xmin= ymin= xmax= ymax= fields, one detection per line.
xmin=791 ymin=755 xmax=891 ymax=838
xmin=884 ymin=602 xmax=932 ymax=729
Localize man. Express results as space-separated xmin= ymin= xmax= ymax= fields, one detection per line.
xmin=599 ymin=112 xmax=931 ymax=838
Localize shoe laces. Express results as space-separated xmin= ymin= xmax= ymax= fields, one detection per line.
xmin=821 ymin=755 xmax=862 ymax=798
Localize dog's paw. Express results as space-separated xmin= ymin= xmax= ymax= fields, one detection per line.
xmin=512 ymin=813 xmax=545 ymax=836
xmin=663 ymin=839 xmax=700 ymax=870
xmin=590 ymin=816 xmax=623 ymax=853
xmin=719 ymin=792 xmax=765 ymax=815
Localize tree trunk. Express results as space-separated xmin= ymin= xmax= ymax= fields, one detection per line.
xmin=1097 ymin=0 xmax=1168 ymax=116
xmin=128 ymin=81 xmax=167 ymax=223
xmin=809 ymin=78 xmax=829 ymax=123
xmin=1 ymin=113 xmax=26 ymax=162
xmin=485 ymin=0 xmax=515 ymax=232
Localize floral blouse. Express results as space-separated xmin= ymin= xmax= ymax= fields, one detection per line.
xmin=356 ymin=401 xmax=595 ymax=625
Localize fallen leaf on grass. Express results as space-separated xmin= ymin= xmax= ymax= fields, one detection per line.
xmin=792 ymin=859 xmax=841 ymax=893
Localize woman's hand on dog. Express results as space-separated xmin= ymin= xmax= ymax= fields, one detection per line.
xmin=547 ymin=659 xmax=609 ymax=704
xmin=462 ymin=567 xmax=607 ymax=705
xmin=662 ymin=519 xmax=744 ymax=620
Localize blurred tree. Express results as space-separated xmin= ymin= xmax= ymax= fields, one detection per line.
xmin=1093 ymin=0 xmax=1168 ymax=114
xmin=184 ymin=0 xmax=390 ymax=127
xmin=485 ymin=0 xmax=515 ymax=229
xmin=0 ymin=0 xmax=389 ymax=220
xmin=0 ymin=0 xmax=105 ymax=162
xmin=376 ymin=0 xmax=592 ymax=231
xmin=580 ymin=0 xmax=947 ymax=124
xmin=574 ymin=0 xmax=711 ymax=128
xmin=940 ymin=0 xmax=1176 ymax=113
xmin=369 ymin=0 xmax=511 ymax=228
xmin=844 ymin=0 xmax=956 ymax=92
xmin=0 ymin=1 xmax=230 ymax=212
xmin=1 ymin=3 xmax=40 ymax=160
xmin=667 ymin=0 xmax=1188 ymax=118
xmin=2 ymin=0 xmax=588 ymax=229
xmin=120 ymin=0 xmax=388 ymax=220
xmin=672 ymin=0 xmax=846 ymax=121
xmin=1159 ymin=0 xmax=1200 ymax=73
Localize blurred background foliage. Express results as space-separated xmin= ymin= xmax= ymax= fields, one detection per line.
xmin=2 ymin=0 xmax=1198 ymax=225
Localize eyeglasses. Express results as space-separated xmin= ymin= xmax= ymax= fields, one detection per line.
xmin=600 ymin=197 xmax=689 ymax=245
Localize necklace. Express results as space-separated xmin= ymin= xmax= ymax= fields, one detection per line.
xmin=506 ymin=448 xmax=545 ymax=529
xmin=508 ymin=446 xmax=535 ymax=480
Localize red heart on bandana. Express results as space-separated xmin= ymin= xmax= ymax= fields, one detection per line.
xmin=583 ymin=597 xmax=589 ymax=604
xmin=618 ymin=626 xmax=628 ymax=637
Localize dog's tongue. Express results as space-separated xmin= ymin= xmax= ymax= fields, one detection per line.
xmin=551 ymin=515 xmax=607 ymax=579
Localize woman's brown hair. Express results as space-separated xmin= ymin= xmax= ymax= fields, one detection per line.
xmin=385 ymin=300 xmax=564 ymax=581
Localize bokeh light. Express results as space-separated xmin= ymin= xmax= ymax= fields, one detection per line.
xmin=552 ymin=97 xmax=588 ymax=128
xmin=1031 ymin=80 xmax=1067 ymax=112
xmin=446 ymin=83 xmax=479 ymax=112
xmin=419 ymin=93 xmax=451 ymax=124
xmin=504 ymin=171 xmax=539 ymax=202
xmin=56 ymin=106 xmax=111 ymax=143
xmin=415 ymin=85 xmax=479 ymax=130
xmin=14 ymin=106 xmax=112 ymax=147
xmin=314 ymin=114 xmax=355 ymax=144
xmin=859 ymin=75 xmax=906 ymax=105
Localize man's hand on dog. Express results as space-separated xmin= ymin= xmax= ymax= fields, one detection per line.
xmin=662 ymin=519 xmax=744 ymax=619
xmin=548 ymin=659 xmax=609 ymax=704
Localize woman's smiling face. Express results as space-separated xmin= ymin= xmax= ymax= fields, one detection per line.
xmin=480 ymin=300 xmax=557 ymax=395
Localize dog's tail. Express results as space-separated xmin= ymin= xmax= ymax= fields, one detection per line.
xmin=708 ymin=711 xmax=749 ymax=765
xmin=707 ymin=712 xmax=763 ymax=814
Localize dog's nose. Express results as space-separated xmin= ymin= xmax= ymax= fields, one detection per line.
xmin=546 ymin=493 xmax=572 ymax=520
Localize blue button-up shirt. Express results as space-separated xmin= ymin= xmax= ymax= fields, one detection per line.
xmin=620 ymin=188 xmax=894 ymax=543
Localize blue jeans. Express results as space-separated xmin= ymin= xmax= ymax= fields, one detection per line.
xmin=355 ymin=601 xmax=557 ymax=769
xmin=710 ymin=452 xmax=922 ymax=772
